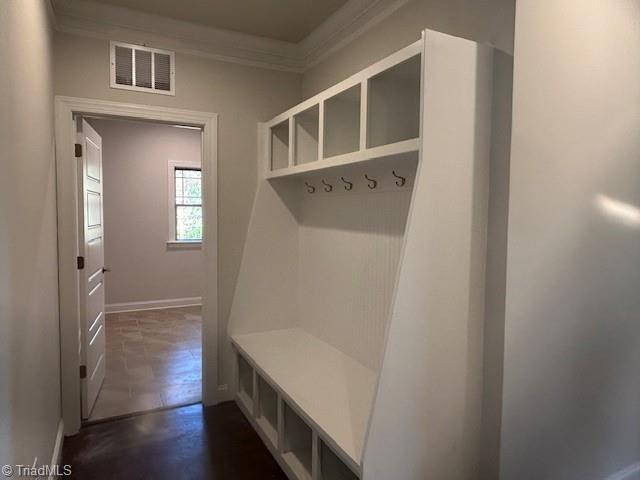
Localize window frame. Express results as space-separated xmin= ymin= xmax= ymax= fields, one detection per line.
xmin=167 ymin=159 xmax=202 ymax=247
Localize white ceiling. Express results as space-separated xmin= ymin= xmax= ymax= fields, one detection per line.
xmin=93 ymin=0 xmax=350 ymax=43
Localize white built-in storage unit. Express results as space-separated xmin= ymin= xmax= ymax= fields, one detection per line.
xmin=228 ymin=30 xmax=495 ymax=479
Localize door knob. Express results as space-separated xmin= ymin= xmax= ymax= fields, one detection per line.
xmin=102 ymin=267 xmax=111 ymax=273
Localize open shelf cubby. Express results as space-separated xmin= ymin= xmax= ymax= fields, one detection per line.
xmin=320 ymin=441 xmax=359 ymax=480
xmin=256 ymin=375 xmax=279 ymax=448
xmin=323 ymin=84 xmax=361 ymax=158
xmin=294 ymin=105 xmax=319 ymax=165
xmin=282 ymin=403 xmax=313 ymax=480
xmin=271 ymin=120 xmax=290 ymax=171
xmin=237 ymin=353 xmax=254 ymax=412
xmin=367 ymin=54 xmax=421 ymax=148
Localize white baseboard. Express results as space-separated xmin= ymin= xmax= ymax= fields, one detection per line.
xmin=105 ymin=297 xmax=202 ymax=314
xmin=607 ymin=462 xmax=640 ymax=480
xmin=217 ymin=384 xmax=233 ymax=402
xmin=48 ymin=419 xmax=64 ymax=480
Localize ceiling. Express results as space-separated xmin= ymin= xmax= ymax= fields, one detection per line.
xmin=93 ymin=0 xmax=350 ymax=43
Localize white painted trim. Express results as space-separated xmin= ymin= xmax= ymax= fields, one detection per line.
xmin=105 ymin=297 xmax=202 ymax=314
xmin=217 ymin=384 xmax=233 ymax=402
xmin=55 ymin=96 xmax=219 ymax=436
xmin=606 ymin=463 xmax=640 ymax=480
xmin=300 ymin=0 xmax=411 ymax=69
xmin=166 ymin=240 xmax=202 ymax=249
xmin=51 ymin=0 xmax=412 ymax=73
xmin=47 ymin=419 xmax=64 ymax=480
xmin=167 ymin=158 xmax=202 ymax=242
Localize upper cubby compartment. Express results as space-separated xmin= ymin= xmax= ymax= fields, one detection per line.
xmin=323 ymin=84 xmax=361 ymax=159
xmin=367 ymin=55 xmax=421 ymax=148
xmin=294 ymin=105 xmax=319 ymax=165
xmin=271 ymin=120 xmax=290 ymax=171
xmin=265 ymin=39 xmax=422 ymax=180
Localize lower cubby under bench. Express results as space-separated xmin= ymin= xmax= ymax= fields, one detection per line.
xmin=231 ymin=328 xmax=376 ymax=480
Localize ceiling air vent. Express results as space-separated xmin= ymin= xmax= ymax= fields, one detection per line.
xmin=110 ymin=41 xmax=175 ymax=95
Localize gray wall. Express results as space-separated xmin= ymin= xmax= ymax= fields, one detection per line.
xmin=302 ymin=0 xmax=515 ymax=97
xmin=88 ymin=118 xmax=203 ymax=306
xmin=0 ymin=0 xmax=61 ymax=469
xmin=480 ymin=51 xmax=513 ymax=480
xmin=501 ymin=1 xmax=640 ymax=478
xmin=54 ymin=30 xmax=302 ymax=387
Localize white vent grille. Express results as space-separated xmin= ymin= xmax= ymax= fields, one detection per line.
xmin=110 ymin=41 xmax=175 ymax=95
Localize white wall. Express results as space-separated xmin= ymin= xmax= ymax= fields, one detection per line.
xmin=53 ymin=30 xmax=302 ymax=386
xmin=88 ymin=118 xmax=203 ymax=306
xmin=302 ymin=0 xmax=515 ymax=97
xmin=501 ymin=1 xmax=640 ymax=478
xmin=0 ymin=0 xmax=61 ymax=469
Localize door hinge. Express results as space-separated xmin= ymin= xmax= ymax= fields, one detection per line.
xmin=77 ymin=256 xmax=85 ymax=270
xmin=75 ymin=143 xmax=82 ymax=157
xmin=79 ymin=365 xmax=87 ymax=379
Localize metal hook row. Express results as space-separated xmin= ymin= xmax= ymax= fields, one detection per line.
xmin=304 ymin=171 xmax=406 ymax=194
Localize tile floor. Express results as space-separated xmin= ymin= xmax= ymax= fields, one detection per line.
xmin=88 ymin=306 xmax=202 ymax=421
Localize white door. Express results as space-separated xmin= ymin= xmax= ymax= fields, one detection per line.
xmin=76 ymin=117 xmax=107 ymax=419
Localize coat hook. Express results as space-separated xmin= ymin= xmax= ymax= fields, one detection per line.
xmin=364 ymin=174 xmax=377 ymax=189
xmin=392 ymin=170 xmax=406 ymax=187
xmin=321 ymin=179 xmax=333 ymax=192
xmin=305 ymin=181 xmax=316 ymax=194
xmin=341 ymin=177 xmax=354 ymax=191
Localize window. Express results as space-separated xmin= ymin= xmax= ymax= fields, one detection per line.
xmin=168 ymin=160 xmax=202 ymax=244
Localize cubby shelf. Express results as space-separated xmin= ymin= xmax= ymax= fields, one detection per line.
xmin=266 ymin=138 xmax=419 ymax=180
xmin=237 ymin=354 xmax=254 ymax=413
xmin=263 ymin=40 xmax=422 ymax=181
xmin=232 ymin=328 xmax=375 ymax=475
xmin=256 ymin=375 xmax=279 ymax=449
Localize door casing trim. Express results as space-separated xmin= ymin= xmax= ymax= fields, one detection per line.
xmin=54 ymin=96 xmax=219 ymax=435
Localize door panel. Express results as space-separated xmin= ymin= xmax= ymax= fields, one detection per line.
xmin=86 ymin=137 xmax=101 ymax=181
xmin=86 ymin=237 xmax=103 ymax=280
xmin=77 ymin=117 xmax=106 ymax=419
xmin=87 ymin=323 xmax=105 ymax=377
xmin=87 ymin=191 xmax=102 ymax=227
xmin=87 ymin=282 xmax=104 ymax=333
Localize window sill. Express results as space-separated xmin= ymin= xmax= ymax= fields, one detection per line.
xmin=166 ymin=240 xmax=202 ymax=249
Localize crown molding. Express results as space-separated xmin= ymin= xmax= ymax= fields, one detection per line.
xmin=52 ymin=0 xmax=410 ymax=73
xmin=52 ymin=0 xmax=304 ymax=72
xmin=299 ymin=0 xmax=410 ymax=69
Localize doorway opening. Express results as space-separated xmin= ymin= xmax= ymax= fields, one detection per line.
xmin=55 ymin=97 xmax=219 ymax=435
xmin=78 ymin=117 xmax=205 ymax=422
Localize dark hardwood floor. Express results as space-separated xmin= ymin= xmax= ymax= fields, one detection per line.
xmin=62 ymin=402 xmax=287 ymax=479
